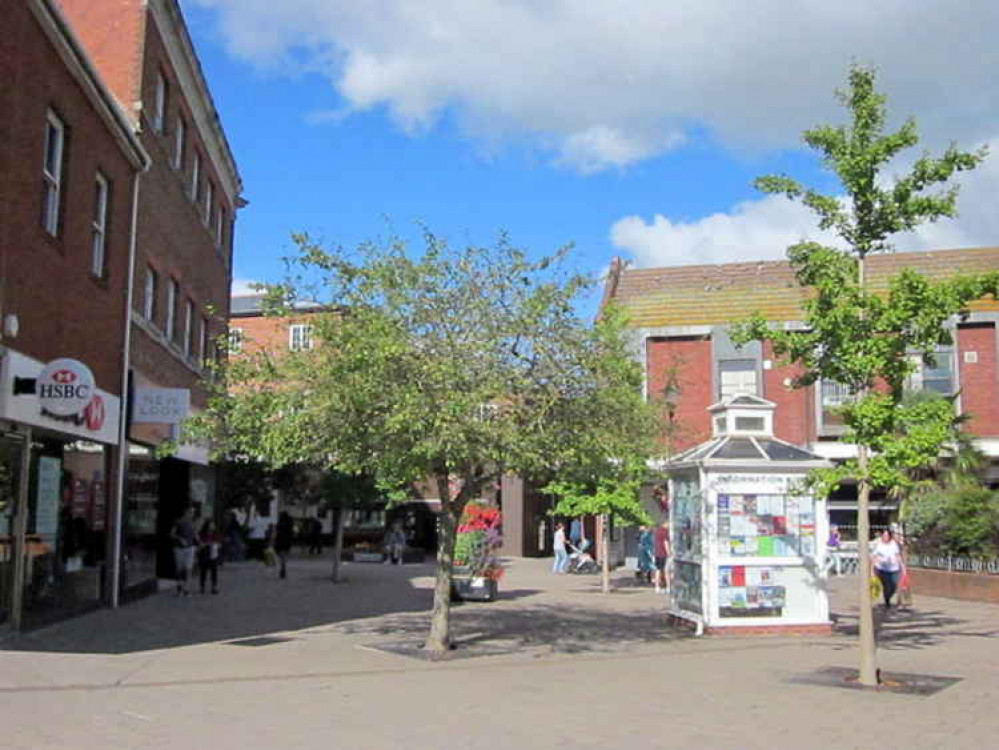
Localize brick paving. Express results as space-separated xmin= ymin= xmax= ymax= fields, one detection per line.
xmin=1 ymin=554 xmax=998 ymax=749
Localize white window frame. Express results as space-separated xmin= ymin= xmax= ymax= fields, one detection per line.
xmin=289 ymin=324 xmax=314 ymax=352
xmin=908 ymin=350 xmax=956 ymax=396
xmin=215 ymin=206 xmax=225 ymax=248
xmin=718 ymin=359 xmax=758 ymax=399
xmin=200 ymin=316 xmax=210 ymax=364
xmin=153 ymin=71 xmax=167 ymax=134
xmin=42 ymin=111 xmax=65 ymax=236
xmin=143 ymin=266 xmax=157 ymax=321
xmin=229 ymin=327 xmax=244 ymax=355
xmin=203 ymin=180 xmax=213 ymax=226
xmin=172 ymin=116 xmax=185 ymax=170
xmin=816 ymin=379 xmax=852 ymax=435
xmin=166 ymin=278 xmax=178 ymax=341
xmin=91 ymin=172 xmax=109 ymax=277
xmin=190 ymin=151 xmax=201 ymax=202
xmin=183 ymin=299 xmax=194 ymax=356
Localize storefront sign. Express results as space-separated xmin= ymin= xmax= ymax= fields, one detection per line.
xmin=133 ymin=387 xmax=190 ymax=424
xmin=38 ymin=358 xmax=95 ymax=417
xmin=0 ymin=350 xmax=120 ymax=444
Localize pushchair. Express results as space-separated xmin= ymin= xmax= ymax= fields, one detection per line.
xmin=567 ymin=539 xmax=598 ymax=574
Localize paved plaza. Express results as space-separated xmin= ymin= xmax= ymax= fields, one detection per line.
xmin=2 ymin=554 xmax=997 ymax=749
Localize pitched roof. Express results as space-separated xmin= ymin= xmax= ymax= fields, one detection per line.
xmin=607 ymin=246 xmax=999 ymax=328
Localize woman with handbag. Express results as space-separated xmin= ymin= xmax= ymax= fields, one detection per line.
xmin=872 ymin=529 xmax=903 ymax=608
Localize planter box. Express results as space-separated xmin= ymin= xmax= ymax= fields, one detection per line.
xmin=451 ymin=576 xmax=498 ymax=602
xmin=349 ymin=551 xmax=385 ymax=563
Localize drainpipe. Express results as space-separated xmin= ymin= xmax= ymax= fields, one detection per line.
xmin=9 ymin=426 xmax=32 ymax=632
xmin=110 ymin=165 xmax=144 ymax=609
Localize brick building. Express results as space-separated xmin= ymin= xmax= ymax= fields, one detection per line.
xmin=0 ymin=0 xmax=149 ymax=629
xmin=52 ymin=0 xmax=245 ymax=592
xmin=602 ymin=246 xmax=999 ymax=529
xmin=0 ymin=0 xmax=243 ymax=630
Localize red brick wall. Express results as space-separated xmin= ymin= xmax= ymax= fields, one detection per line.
xmin=55 ymin=0 xmax=146 ymax=114
xmin=957 ymin=323 xmax=998 ymax=437
xmin=0 ymin=1 xmax=136 ymax=394
xmin=126 ymin=12 xmax=233 ymax=411
xmin=762 ymin=342 xmax=814 ymax=444
xmin=647 ymin=337 xmax=712 ymax=451
xmin=909 ymin=568 xmax=999 ymax=604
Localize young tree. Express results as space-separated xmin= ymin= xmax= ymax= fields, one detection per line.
xmin=545 ymin=468 xmax=652 ymax=594
xmin=318 ymin=470 xmax=384 ymax=583
xmin=733 ymin=65 xmax=998 ymax=686
xmin=192 ymin=231 xmax=656 ymax=655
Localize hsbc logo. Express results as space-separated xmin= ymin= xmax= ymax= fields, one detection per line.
xmin=38 ymin=358 xmax=96 ymax=418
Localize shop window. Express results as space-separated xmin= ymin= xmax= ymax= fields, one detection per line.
xmin=719 ymin=359 xmax=758 ymax=399
xmin=91 ymin=172 xmax=109 ymax=278
xmin=289 ymin=324 xmax=313 ymax=352
xmin=42 ymin=111 xmax=65 ymax=236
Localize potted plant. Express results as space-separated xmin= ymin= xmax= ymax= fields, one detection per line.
xmin=451 ymin=502 xmax=503 ymax=602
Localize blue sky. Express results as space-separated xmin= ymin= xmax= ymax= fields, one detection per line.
xmin=181 ymin=1 xmax=999 ymax=307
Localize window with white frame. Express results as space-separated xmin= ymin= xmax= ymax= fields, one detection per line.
xmin=228 ymin=327 xmax=244 ymax=354
xmin=190 ymin=151 xmax=201 ymax=202
xmin=166 ymin=278 xmax=178 ymax=341
xmin=91 ymin=172 xmax=109 ymax=277
xmin=203 ymin=181 xmax=213 ymax=226
xmin=818 ymin=379 xmax=852 ymax=433
xmin=718 ymin=359 xmax=758 ymax=398
xmin=172 ymin=116 xmax=185 ymax=170
xmin=200 ymin=316 xmax=210 ymax=364
xmin=42 ymin=111 xmax=65 ymax=236
xmin=215 ymin=206 xmax=225 ymax=248
xmin=908 ymin=350 xmax=956 ymax=396
xmin=143 ymin=266 xmax=157 ymax=321
xmin=183 ymin=299 xmax=194 ymax=356
xmin=153 ymin=71 xmax=167 ymax=134
xmin=289 ymin=324 xmax=313 ymax=352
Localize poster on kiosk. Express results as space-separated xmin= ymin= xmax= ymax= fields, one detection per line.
xmin=665 ymin=394 xmax=833 ymax=635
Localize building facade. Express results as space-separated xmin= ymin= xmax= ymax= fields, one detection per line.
xmin=0 ymin=0 xmax=149 ymax=629
xmin=602 ymin=246 xmax=999 ymax=529
xmin=0 ymin=0 xmax=243 ymax=630
xmin=54 ymin=0 xmax=245 ymax=593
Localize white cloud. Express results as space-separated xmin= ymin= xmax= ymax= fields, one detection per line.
xmin=185 ymin=0 xmax=999 ymax=172
xmin=611 ymin=138 xmax=999 ymax=267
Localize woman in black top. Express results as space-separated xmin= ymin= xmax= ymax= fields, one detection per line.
xmin=274 ymin=512 xmax=295 ymax=579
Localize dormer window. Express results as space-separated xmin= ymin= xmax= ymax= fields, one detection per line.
xmin=710 ymin=394 xmax=775 ymax=438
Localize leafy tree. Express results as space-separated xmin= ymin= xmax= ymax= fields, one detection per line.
xmin=545 ymin=464 xmax=652 ymax=593
xmin=732 ymin=65 xmax=998 ymax=686
xmin=191 ymin=231 xmax=656 ymax=654
xmin=905 ymin=485 xmax=999 ymax=557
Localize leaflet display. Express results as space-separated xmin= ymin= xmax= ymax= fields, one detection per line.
xmin=716 ymin=493 xmax=815 ymax=558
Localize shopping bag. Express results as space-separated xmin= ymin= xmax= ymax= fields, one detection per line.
xmin=869 ymin=574 xmax=882 ymax=601
xmin=263 ymin=547 xmax=277 ymax=567
xmin=898 ymin=566 xmax=913 ymax=607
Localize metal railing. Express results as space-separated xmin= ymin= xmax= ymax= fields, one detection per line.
xmin=906 ymin=553 xmax=999 ymax=575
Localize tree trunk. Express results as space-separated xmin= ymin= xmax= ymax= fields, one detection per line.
xmin=330 ymin=504 xmax=346 ymax=583
xmin=600 ymin=513 xmax=611 ymax=594
xmin=425 ymin=475 xmax=458 ymax=654
xmin=856 ymin=463 xmax=878 ymax=686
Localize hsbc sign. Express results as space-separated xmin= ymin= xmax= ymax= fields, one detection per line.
xmin=38 ymin=358 xmax=96 ymax=417
xmin=0 ymin=351 xmax=120 ymax=444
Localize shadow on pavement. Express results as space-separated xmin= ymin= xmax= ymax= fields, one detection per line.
xmin=3 ymin=558 xmax=442 ymax=655
xmin=831 ymin=605 xmax=999 ymax=650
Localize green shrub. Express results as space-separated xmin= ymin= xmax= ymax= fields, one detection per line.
xmin=907 ymin=485 xmax=999 ymax=557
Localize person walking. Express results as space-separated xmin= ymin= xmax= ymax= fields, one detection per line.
xmin=308 ymin=517 xmax=323 ymax=555
xmin=385 ymin=522 xmax=407 ymax=565
xmin=552 ymin=522 xmax=568 ymax=574
xmin=197 ymin=519 xmax=221 ymax=594
xmin=171 ymin=507 xmax=197 ymax=596
xmin=569 ymin=518 xmax=583 ymax=548
xmin=247 ymin=512 xmax=270 ymax=560
xmin=637 ymin=525 xmax=654 ymax=584
xmin=274 ymin=511 xmax=295 ymax=579
xmin=872 ymin=529 xmax=903 ymax=608
xmin=653 ymin=521 xmax=670 ymax=594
